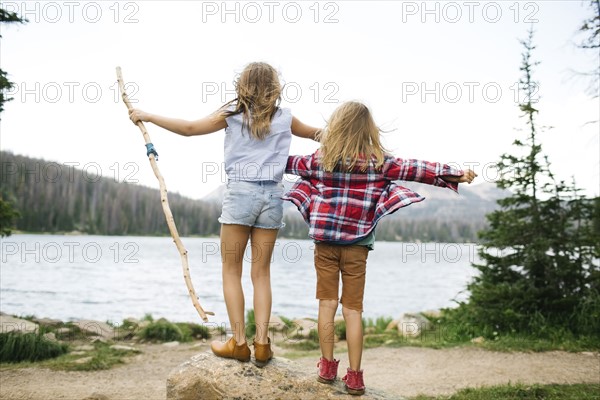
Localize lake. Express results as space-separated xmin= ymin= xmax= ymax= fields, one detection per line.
xmin=0 ymin=234 xmax=480 ymax=326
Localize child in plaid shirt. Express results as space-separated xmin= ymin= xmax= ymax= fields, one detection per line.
xmin=283 ymin=101 xmax=476 ymax=395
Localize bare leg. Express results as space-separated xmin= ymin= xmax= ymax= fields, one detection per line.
xmin=220 ymin=224 xmax=251 ymax=345
xmin=343 ymin=306 xmax=363 ymax=371
xmin=318 ymin=299 xmax=338 ymax=360
xmin=249 ymin=227 xmax=278 ymax=344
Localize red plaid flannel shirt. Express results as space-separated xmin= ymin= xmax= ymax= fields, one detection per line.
xmin=282 ymin=151 xmax=464 ymax=244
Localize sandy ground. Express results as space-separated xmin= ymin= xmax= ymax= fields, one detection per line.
xmin=0 ymin=342 xmax=598 ymax=400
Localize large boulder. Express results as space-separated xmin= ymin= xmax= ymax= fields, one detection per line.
xmin=0 ymin=315 xmax=39 ymax=334
xmin=396 ymin=313 xmax=433 ymax=338
xmin=167 ymin=351 xmax=399 ymax=400
xmin=268 ymin=314 xmax=286 ymax=332
xmin=289 ymin=318 xmax=318 ymax=338
xmin=72 ymin=320 xmax=116 ymax=340
xmin=31 ymin=317 xmax=63 ymax=327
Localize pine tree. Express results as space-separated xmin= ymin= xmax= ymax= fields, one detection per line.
xmin=576 ymin=0 xmax=600 ymax=98
xmin=0 ymin=7 xmax=26 ymax=236
xmin=446 ymin=29 xmax=600 ymax=338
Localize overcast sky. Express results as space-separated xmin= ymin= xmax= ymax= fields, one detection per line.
xmin=1 ymin=1 xmax=598 ymax=199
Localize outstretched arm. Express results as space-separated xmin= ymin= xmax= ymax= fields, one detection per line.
xmin=129 ymin=109 xmax=227 ymax=137
xmin=384 ymin=158 xmax=468 ymax=192
xmin=291 ymin=116 xmax=321 ymax=141
xmin=441 ymin=169 xmax=477 ymax=184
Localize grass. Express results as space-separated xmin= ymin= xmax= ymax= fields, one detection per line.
xmin=0 ymin=332 xmax=69 ymax=363
xmin=0 ymin=313 xmax=216 ymax=371
xmin=280 ymin=338 xmax=321 ymax=351
xmin=175 ymin=322 xmax=211 ymax=341
xmin=0 ymin=341 xmax=139 ymax=371
xmin=279 ymin=315 xmax=295 ymax=329
xmin=53 ymin=342 xmax=139 ymax=371
xmin=410 ymin=383 xmax=600 ymax=400
xmin=246 ymin=309 xmax=256 ymax=337
xmin=265 ymin=310 xmax=599 ymax=352
xmin=363 ymin=316 xmax=393 ymax=334
xmin=280 ymin=348 xmax=324 ymax=360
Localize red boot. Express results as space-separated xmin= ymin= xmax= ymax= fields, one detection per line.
xmin=316 ymin=357 xmax=340 ymax=383
xmin=342 ymin=367 xmax=365 ymax=395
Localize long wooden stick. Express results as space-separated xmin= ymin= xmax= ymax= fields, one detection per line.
xmin=116 ymin=67 xmax=213 ymax=322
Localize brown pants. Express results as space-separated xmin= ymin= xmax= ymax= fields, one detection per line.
xmin=314 ymin=243 xmax=369 ymax=311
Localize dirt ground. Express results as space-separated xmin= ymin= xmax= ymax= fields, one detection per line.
xmin=0 ymin=342 xmax=598 ymax=400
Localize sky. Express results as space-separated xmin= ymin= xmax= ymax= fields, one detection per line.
xmin=1 ymin=0 xmax=599 ymax=200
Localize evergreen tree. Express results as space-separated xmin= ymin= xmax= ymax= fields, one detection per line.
xmin=0 ymin=7 xmax=26 ymax=114
xmin=446 ymin=29 xmax=600 ymax=337
xmin=576 ymin=0 xmax=600 ymax=98
xmin=0 ymin=6 xmax=26 ymax=236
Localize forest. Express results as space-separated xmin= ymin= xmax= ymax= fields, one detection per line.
xmin=0 ymin=151 xmax=496 ymax=242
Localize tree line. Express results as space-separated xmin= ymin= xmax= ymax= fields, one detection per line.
xmin=0 ymin=151 xmax=489 ymax=242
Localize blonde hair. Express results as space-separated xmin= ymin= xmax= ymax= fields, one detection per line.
xmin=318 ymin=101 xmax=386 ymax=172
xmin=222 ymin=62 xmax=281 ymax=140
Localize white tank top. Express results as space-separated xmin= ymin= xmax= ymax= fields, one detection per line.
xmin=223 ymin=105 xmax=292 ymax=182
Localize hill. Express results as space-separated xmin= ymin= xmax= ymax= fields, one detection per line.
xmin=203 ymin=177 xmax=508 ymax=242
xmin=0 ymin=151 xmax=506 ymax=241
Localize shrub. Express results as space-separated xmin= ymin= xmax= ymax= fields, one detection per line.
xmin=246 ymin=309 xmax=256 ymax=337
xmin=175 ymin=322 xmax=211 ymax=341
xmin=138 ymin=319 xmax=183 ymax=342
xmin=335 ymin=320 xmax=346 ymax=340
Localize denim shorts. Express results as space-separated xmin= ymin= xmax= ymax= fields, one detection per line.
xmin=218 ymin=180 xmax=285 ymax=229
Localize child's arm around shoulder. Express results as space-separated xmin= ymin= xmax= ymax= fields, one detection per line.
xmin=291 ymin=116 xmax=321 ymax=141
xmin=129 ymin=109 xmax=227 ymax=137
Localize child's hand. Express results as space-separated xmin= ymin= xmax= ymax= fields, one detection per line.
xmin=129 ymin=109 xmax=151 ymax=124
xmin=442 ymin=169 xmax=477 ymax=184
xmin=458 ymin=169 xmax=477 ymax=184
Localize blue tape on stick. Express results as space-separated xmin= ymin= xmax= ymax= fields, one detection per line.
xmin=145 ymin=143 xmax=159 ymax=161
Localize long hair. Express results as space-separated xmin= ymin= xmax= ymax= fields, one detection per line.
xmin=318 ymin=101 xmax=386 ymax=172
xmin=222 ymin=62 xmax=281 ymax=140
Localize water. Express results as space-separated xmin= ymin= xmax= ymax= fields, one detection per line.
xmin=0 ymin=235 xmax=479 ymax=325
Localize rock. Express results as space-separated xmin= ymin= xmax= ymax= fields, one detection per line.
xmin=72 ymin=320 xmax=115 ymax=340
xmin=56 ymin=327 xmax=71 ymax=335
xmin=82 ymin=393 xmax=110 ymax=400
xmin=289 ymin=318 xmax=318 ymax=338
xmin=70 ymin=351 xmax=87 ymax=356
xmin=163 ymin=341 xmax=180 ymax=347
xmin=471 ymin=336 xmax=485 ymax=344
xmin=385 ymin=319 xmax=399 ymax=331
xmin=421 ymin=309 xmax=442 ymax=319
xmin=0 ymin=315 xmax=39 ymax=334
xmin=167 ymin=351 xmax=398 ymax=400
xmin=74 ymin=356 xmax=93 ymax=364
xmin=396 ymin=313 xmax=432 ymax=338
xmin=138 ymin=320 xmax=151 ymax=329
xmin=74 ymin=344 xmax=94 ymax=351
xmin=110 ymin=345 xmax=137 ymax=351
xmin=32 ymin=317 xmax=63 ymax=327
xmin=90 ymin=336 xmax=108 ymax=344
xmin=43 ymin=332 xmax=58 ymax=342
xmin=268 ymin=314 xmax=286 ymax=331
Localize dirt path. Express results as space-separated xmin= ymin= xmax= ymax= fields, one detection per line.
xmin=0 ymin=343 xmax=598 ymax=400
